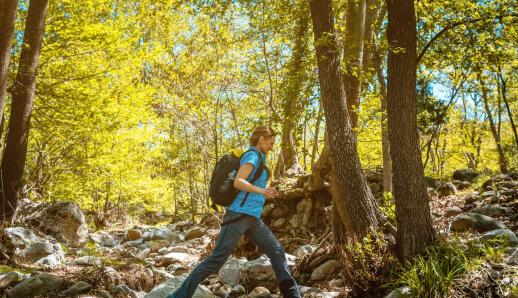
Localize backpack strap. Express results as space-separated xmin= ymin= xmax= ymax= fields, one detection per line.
xmin=239 ymin=149 xmax=265 ymax=207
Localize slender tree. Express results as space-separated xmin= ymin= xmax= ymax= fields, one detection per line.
xmin=386 ymin=0 xmax=436 ymax=260
xmin=0 ymin=0 xmax=49 ymax=221
xmin=0 ymin=0 xmax=19 ymax=142
xmin=309 ymin=0 xmax=382 ymax=242
xmin=274 ymin=2 xmax=310 ymax=178
xmin=477 ymin=71 xmax=509 ymax=173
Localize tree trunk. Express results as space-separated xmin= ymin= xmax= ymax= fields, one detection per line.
xmin=309 ymin=0 xmax=382 ymax=242
xmin=478 ymin=71 xmax=508 ymax=173
xmin=275 ymin=6 xmax=309 ymax=178
xmin=0 ymin=0 xmax=49 ymax=221
xmin=497 ymin=69 xmax=518 ymax=151
xmin=0 ymin=0 xmax=19 ymax=143
xmin=342 ymin=0 xmax=367 ymax=130
xmin=386 ymin=0 xmax=436 ymax=260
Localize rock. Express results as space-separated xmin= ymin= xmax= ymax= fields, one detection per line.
xmin=508 ymin=248 xmax=518 ymax=265
xmin=293 ymin=244 xmax=316 ymax=259
xmin=151 ymin=240 xmax=171 ymax=252
xmin=310 ymin=259 xmax=341 ymax=281
xmin=439 ymin=182 xmax=457 ymax=197
xmin=262 ymin=203 xmax=275 ymax=218
xmin=452 ymin=169 xmax=479 ymax=182
xmin=230 ymin=284 xmax=246 ymax=296
xmin=143 ymin=277 xmax=215 ymax=298
xmin=13 ymin=199 xmax=89 ymax=247
xmin=243 ymin=254 xmax=297 ymax=281
xmin=270 ymin=205 xmax=290 ymax=219
xmin=465 ymin=194 xmax=481 ymax=205
xmin=20 ymin=241 xmax=55 ymax=262
xmin=72 ymin=256 xmax=102 ymax=266
xmin=427 ymin=188 xmax=439 ymax=201
xmin=385 ymin=286 xmax=411 ymax=298
xmin=61 ymin=281 xmax=91 ymax=296
xmin=7 ymin=273 xmax=64 ymax=298
xmin=482 ymin=179 xmax=494 ymax=191
xmin=471 ymin=205 xmax=511 ymax=217
xmin=219 ymin=257 xmax=247 ymax=286
xmin=4 ymin=227 xmax=40 ymax=247
xmin=424 ymin=176 xmax=439 ymax=189
xmin=112 ymin=284 xmax=133 ymax=295
xmin=444 ymin=207 xmax=463 ymax=218
xmin=272 ymin=218 xmax=286 ymax=228
xmin=0 ymin=272 xmax=19 ymax=290
xmin=450 ymin=213 xmax=507 ymax=233
xmin=453 ymin=180 xmax=471 ymax=190
xmin=185 ymin=227 xmax=205 ymax=240
xmin=481 ymin=191 xmax=496 ymax=197
xmin=90 ymin=232 xmax=119 ymax=247
xmin=144 ymin=228 xmax=174 ymax=242
xmin=248 ymin=286 xmax=271 ymax=298
xmin=214 ymin=284 xmax=232 ymax=297
xmin=299 ymin=286 xmax=319 ymax=296
xmin=156 ymin=252 xmax=199 ymax=267
xmin=127 ymin=229 xmax=143 ymax=241
xmin=479 ymin=229 xmax=518 ymax=246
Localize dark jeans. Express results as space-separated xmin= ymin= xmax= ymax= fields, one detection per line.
xmin=167 ymin=210 xmax=300 ymax=298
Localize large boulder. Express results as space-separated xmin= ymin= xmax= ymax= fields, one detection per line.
xmin=470 ymin=205 xmax=512 ymax=217
xmin=479 ymin=229 xmax=518 ymax=246
xmin=450 ymin=213 xmax=507 ymax=233
xmin=243 ymin=254 xmax=297 ymax=281
xmin=438 ymin=182 xmax=457 ymax=197
xmin=452 ymin=169 xmax=479 ymax=182
xmin=219 ymin=257 xmax=248 ymax=286
xmin=7 ymin=273 xmax=64 ymax=298
xmin=4 ymin=227 xmax=65 ymax=267
xmin=14 ymin=199 xmax=88 ymax=247
xmin=310 ymin=259 xmax=341 ymax=281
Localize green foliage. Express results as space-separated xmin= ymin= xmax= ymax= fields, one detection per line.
xmin=79 ymin=241 xmax=102 ymax=257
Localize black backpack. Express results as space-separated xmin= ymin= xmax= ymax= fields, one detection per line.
xmin=209 ymin=149 xmax=265 ymax=211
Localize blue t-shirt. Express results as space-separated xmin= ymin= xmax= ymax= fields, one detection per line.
xmin=227 ymin=146 xmax=267 ymax=219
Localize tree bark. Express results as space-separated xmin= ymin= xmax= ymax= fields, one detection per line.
xmin=496 ymin=69 xmax=518 ymax=151
xmin=386 ymin=0 xmax=436 ymax=260
xmin=478 ymin=71 xmax=508 ymax=173
xmin=0 ymin=0 xmax=49 ymax=221
xmin=309 ymin=0 xmax=382 ymax=242
xmin=0 ymin=0 xmax=19 ymax=143
xmin=342 ymin=0 xmax=367 ymax=130
xmin=274 ymin=5 xmax=309 ymax=178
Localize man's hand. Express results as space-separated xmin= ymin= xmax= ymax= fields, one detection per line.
xmin=263 ymin=187 xmax=279 ymax=199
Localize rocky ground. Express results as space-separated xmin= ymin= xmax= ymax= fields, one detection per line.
xmin=0 ymin=169 xmax=516 ymax=298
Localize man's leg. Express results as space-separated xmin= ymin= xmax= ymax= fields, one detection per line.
xmin=168 ymin=212 xmax=249 ymax=298
xmin=245 ymin=219 xmax=301 ymax=298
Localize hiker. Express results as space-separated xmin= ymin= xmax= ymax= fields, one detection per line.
xmin=167 ymin=125 xmax=301 ymax=298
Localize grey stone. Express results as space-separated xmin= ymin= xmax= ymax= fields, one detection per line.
xmin=450 ymin=213 xmax=507 ymax=233
xmin=13 ymin=199 xmax=89 ymax=247
xmin=248 ymin=286 xmax=271 ymax=298
xmin=185 ymin=227 xmax=205 ymax=240
xmin=219 ymin=257 xmax=247 ymax=286
xmin=444 ymin=207 xmax=463 ymax=218
xmin=452 ymin=169 xmax=479 ymax=182
xmin=7 ymin=273 xmax=63 ymax=298
xmin=471 ymin=205 xmax=511 ymax=217
xmin=90 ymin=232 xmax=119 ymax=247
xmin=310 ymin=259 xmax=341 ymax=281
xmin=0 ymin=272 xmax=19 ymax=289
xmin=72 ymin=256 xmax=102 ymax=266
xmin=293 ymin=244 xmax=316 ymax=259
xmin=143 ymin=277 xmax=215 ymax=298
xmin=213 ymin=284 xmax=232 ymax=297
xmin=384 ymin=286 xmax=411 ymax=298
xmin=61 ymin=281 xmax=91 ymax=296
xmin=479 ymin=229 xmax=518 ymax=246
xmin=4 ymin=227 xmax=40 ymax=247
xmin=439 ymin=182 xmax=457 ymax=197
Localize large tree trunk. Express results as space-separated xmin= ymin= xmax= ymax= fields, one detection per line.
xmin=309 ymin=0 xmax=382 ymax=242
xmin=478 ymin=71 xmax=508 ymax=173
xmin=342 ymin=0 xmax=367 ymax=130
xmin=386 ymin=0 xmax=436 ymax=260
xmin=274 ymin=5 xmax=309 ymax=178
xmin=0 ymin=0 xmax=49 ymax=221
xmin=0 ymin=0 xmax=19 ymax=144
